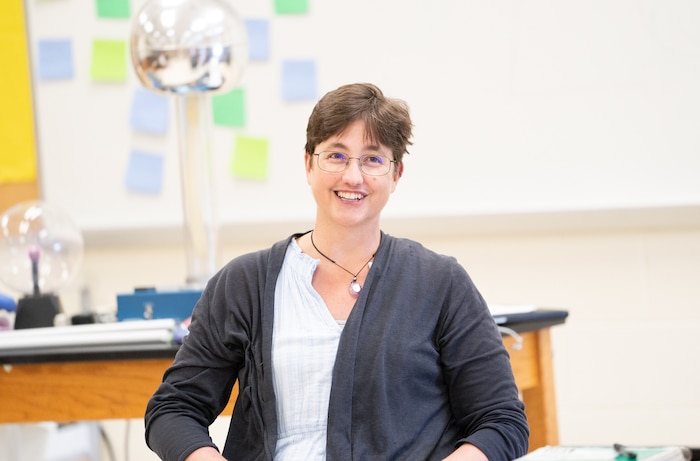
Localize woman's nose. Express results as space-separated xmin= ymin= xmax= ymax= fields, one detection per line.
xmin=341 ymin=158 xmax=364 ymax=183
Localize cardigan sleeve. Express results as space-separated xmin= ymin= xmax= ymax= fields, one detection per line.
xmin=144 ymin=257 xmax=254 ymax=461
xmin=437 ymin=259 xmax=530 ymax=460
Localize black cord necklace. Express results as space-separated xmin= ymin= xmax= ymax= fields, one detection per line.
xmin=310 ymin=231 xmax=380 ymax=297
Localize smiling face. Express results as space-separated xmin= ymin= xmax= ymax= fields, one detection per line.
xmin=306 ymin=119 xmax=403 ymax=229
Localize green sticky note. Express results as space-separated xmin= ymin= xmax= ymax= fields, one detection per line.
xmin=274 ymin=0 xmax=309 ymax=14
xmin=96 ymin=0 xmax=130 ymax=18
xmin=213 ymin=88 xmax=245 ymax=127
xmin=90 ymin=39 xmax=127 ymax=82
xmin=232 ymin=136 xmax=269 ymax=179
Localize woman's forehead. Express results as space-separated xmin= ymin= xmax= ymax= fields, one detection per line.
xmin=323 ymin=120 xmax=387 ymax=150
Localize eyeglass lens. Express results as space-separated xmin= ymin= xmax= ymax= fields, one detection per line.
xmin=316 ymin=152 xmax=392 ymax=175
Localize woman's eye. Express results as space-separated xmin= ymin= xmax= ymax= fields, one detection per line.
xmin=364 ymin=155 xmax=385 ymax=165
xmin=327 ymin=152 xmax=347 ymax=161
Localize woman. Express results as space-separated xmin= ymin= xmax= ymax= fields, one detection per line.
xmin=145 ymin=83 xmax=529 ymax=461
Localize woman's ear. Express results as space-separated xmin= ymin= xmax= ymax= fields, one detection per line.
xmin=305 ymin=152 xmax=313 ymax=184
xmin=395 ymin=161 xmax=404 ymax=180
xmin=391 ymin=162 xmax=404 ymax=192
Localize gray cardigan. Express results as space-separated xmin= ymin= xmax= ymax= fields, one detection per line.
xmin=145 ymin=232 xmax=529 ymax=461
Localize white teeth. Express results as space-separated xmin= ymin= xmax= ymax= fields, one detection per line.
xmin=337 ymin=191 xmax=364 ymax=201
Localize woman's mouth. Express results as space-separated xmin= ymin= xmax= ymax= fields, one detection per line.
xmin=336 ymin=191 xmax=365 ymax=201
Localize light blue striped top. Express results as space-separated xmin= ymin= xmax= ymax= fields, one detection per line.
xmin=272 ymin=239 xmax=344 ymax=460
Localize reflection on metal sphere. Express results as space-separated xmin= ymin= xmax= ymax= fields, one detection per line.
xmin=130 ymin=0 xmax=247 ymax=94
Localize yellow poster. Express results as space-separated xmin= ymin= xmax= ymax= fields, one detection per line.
xmin=0 ymin=0 xmax=37 ymax=183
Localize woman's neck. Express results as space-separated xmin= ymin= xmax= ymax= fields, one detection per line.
xmin=307 ymin=223 xmax=381 ymax=263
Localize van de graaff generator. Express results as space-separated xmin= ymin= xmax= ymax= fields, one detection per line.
xmin=130 ymin=0 xmax=247 ymax=287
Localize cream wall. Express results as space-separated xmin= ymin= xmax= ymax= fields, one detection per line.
xmin=435 ymin=225 xmax=700 ymax=445
xmin=33 ymin=211 xmax=696 ymax=460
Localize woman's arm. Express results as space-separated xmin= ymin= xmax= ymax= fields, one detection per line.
xmin=443 ymin=443 xmax=489 ymax=461
xmin=145 ymin=264 xmax=247 ymax=460
xmin=438 ymin=262 xmax=530 ymax=460
xmin=185 ymin=447 xmax=227 ymax=461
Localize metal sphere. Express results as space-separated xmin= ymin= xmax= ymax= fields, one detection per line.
xmin=130 ymin=0 xmax=247 ymax=94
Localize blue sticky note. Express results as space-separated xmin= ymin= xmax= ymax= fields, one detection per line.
xmin=37 ymin=39 xmax=74 ymax=80
xmin=281 ymin=59 xmax=317 ymax=101
xmin=130 ymin=89 xmax=169 ymax=135
xmin=245 ymin=19 xmax=270 ymax=62
xmin=125 ymin=149 xmax=164 ymax=195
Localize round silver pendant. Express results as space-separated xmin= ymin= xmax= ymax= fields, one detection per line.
xmin=349 ymin=280 xmax=362 ymax=296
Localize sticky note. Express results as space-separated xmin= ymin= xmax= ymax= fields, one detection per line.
xmin=130 ymin=89 xmax=169 ymax=135
xmin=281 ymin=59 xmax=317 ymax=101
xmin=125 ymin=149 xmax=164 ymax=194
xmin=213 ymin=88 xmax=245 ymax=127
xmin=232 ymin=136 xmax=269 ymax=179
xmin=274 ymin=0 xmax=309 ymax=14
xmin=90 ymin=39 xmax=127 ymax=82
xmin=96 ymin=0 xmax=130 ymax=18
xmin=245 ymin=19 xmax=270 ymax=61
xmin=37 ymin=39 xmax=74 ymax=80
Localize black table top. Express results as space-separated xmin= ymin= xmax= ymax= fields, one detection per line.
xmin=0 ymin=309 xmax=568 ymax=365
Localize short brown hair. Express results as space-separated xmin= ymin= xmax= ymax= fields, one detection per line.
xmin=305 ymin=83 xmax=413 ymax=168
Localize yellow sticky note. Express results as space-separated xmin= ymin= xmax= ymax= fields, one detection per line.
xmin=0 ymin=0 xmax=37 ymax=183
xmin=90 ymin=39 xmax=127 ymax=82
xmin=231 ymin=136 xmax=269 ymax=180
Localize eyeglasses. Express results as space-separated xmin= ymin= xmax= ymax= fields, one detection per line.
xmin=312 ymin=151 xmax=396 ymax=176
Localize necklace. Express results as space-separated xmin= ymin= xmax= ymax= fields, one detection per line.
xmin=310 ymin=231 xmax=380 ymax=297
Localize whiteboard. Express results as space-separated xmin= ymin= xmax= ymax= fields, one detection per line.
xmin=26 ymin=0 xmax=700 ymax=235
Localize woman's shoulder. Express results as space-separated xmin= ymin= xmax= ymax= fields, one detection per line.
xmin=215 ymin=232 xmax=307 ymax=276
xmin=383 ymin=233 xmax=459 ymax=265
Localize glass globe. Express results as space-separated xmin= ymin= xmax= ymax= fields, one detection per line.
xmin=130 ymin=0 xmax=248 ymax=95
xmin=0 ymin=200 xmax=84 ymax=295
